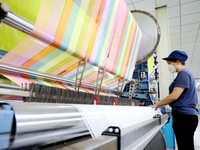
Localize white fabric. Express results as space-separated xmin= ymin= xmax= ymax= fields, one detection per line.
xmin=74 ymin=105 xmax=160 ymax=138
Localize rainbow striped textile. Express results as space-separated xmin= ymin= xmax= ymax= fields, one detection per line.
xmin=0 ymin=0 xmax=142 ymax=93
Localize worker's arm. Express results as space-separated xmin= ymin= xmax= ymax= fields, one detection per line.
xmin=151 ymin=87 xmax=185 ymax=110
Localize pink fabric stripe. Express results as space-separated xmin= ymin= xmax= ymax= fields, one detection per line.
xmin=90 ymin=0 xmax=111 ymax=63
xmin=83 ymin=76 xmax=97 ymax=83
xmin=11 ymin=42 xmax=47 ymax=66
xmin=63 ymin=84 xmax=74 ymax=90
xmin=4 ymin=73 xmax=31 ymax=86
xmin=81 ymin=0 xmax=101 ymax=56
xmin=31 ymin=27 xmax=55 ymax=44
xmin=45 ymin=0 xmax=65 ymax=35
xmin=30 ymin=0 xmax=65 ymax=45
xmin=63 ymin=69 xmax=77 ymax=78
xmin=132 ymin=31 xmax=142 ymax=66
xmin=107 ymin=4 xmax=127 ymax=71
xmin=124 ymin=31 xmax=138 ymax=80
xmin=125 ymin=30 xmax=142 ymax=80
xmin=82 ymin=71 xmax=97 ymax=80
xmin=102 ymin=0 xmax=122 ymax=67
xmin=121 ymin=21 xmax=137 ymax=77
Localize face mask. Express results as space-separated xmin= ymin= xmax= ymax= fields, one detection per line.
xmin=168 ymin=64 xmax=176 ymax=73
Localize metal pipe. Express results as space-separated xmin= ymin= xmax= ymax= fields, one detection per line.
xmin=3 ymin=12 xmax=34 ymax=34
xmin=0 ymin=101 xmax=90 ymax=149
xmin=10 ymin=126 xmax=89 ymax=149
xmin=0 ymin=88 xmax=30 ymax=97
xmin=57 ymin=135 xmax=118 ymax=150
xmin=0 ymin=3 xmax=33 ymax=34
xmin=12 ymin=102 xmax=84 ymax=133
xmin=131 ymin=10 xmax=161 ymax=64
xmin=0 ymin=83 xmax=21 ymax=90
xmin=0 ymin=62 xmax=75 ymax=84
xmin=0 ymin=62 xmax=117 ymax=93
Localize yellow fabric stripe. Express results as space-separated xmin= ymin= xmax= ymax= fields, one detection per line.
xmin=68 ymin=0 xmax=90 ymax=55
xmin=0 ymin=0 xmax=42 ymax=51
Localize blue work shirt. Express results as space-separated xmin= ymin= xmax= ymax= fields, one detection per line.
xmin=169 ymin=68 xmax=198 ymax=115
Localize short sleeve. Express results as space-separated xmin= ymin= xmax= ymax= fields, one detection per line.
xmin=174 ymin=72 xmax=190 ymax=89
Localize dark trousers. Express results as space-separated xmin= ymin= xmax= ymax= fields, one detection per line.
xmin=172 ymin=110 xmax=198 ymax=150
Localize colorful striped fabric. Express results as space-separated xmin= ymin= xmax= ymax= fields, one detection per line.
xmin=60 ymin=63 xmax=128 ymax=90
xmin=0 ymin=0 xmax=142 ymax=94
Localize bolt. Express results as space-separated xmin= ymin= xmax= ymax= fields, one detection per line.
xmin=115 ymin=128 xmax=119 ymax=133
xmin=108 ymin=128 xmax=113 ymax=132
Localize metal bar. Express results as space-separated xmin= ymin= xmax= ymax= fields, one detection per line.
xmin=59 ymin=135 xmax=118 ymax=150
xmin=3 ymin=12 xmax=34 ymax=34
xmin=131 ymin=124 xmax=165 ymax=150
xmin=0 ymin=88 xmax=30 ymax=97
xmin=0 ymin=83 xmax=21 ymax=90
xmin=95 ymin=69 xmax=105 ymax=94
xmin=117 ymin=79 xmax=125 ymax=97
xmin=2 ymin=102 xmax=87 ymax=134
xmin=77 ymin=61 xmax=86 ymax=92
xmin=0 ymin=102 xmax=90 ymax=149
xmin=75 ymin=60 xmax=86 ymax=91
xmin=121 ymin=114 xmax=168 ymax=150
xmin=11 ymin=127 xmax=90 ymax=149
xmin=0 ymin=62 xmax=74 ymax=84
xmin=128 ymin=82 xmax=135 ymax=99
xmin=0 ymin=62 xmax=117 ymax=93
xmin=0 ymin=3 xmax=33 ymax=34
xmin=75 ymin=64 xmax=80 ymax=91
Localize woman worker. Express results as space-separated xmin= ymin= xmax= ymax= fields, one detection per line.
xmin=151 ymin=50 xmax=199 ymax=150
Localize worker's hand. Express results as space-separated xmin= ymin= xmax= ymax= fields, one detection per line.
xmin=149 ymin=104 xmax=159 ymax=110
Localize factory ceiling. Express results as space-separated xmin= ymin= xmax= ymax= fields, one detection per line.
xmin=125 ymin=0 xmax=200 ymax=80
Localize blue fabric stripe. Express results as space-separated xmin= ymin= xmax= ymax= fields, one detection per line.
xmin=114 ymin=14 xmax=130 ymax=74
xmin=29 ymin=1 xmax=82 ymax=70
xmin=60 ymin=0 xmax=82 ymax=51
xmin=126 ymin=29 xmax=139 ymax=79
xmin=30 ymin=50 xmax=62 ymax=70
xmin=94 ymin=0 xmax=115 ymax=65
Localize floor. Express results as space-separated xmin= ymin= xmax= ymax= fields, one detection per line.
xmin=195 ymin=146 xmax=200 ymax=150
xmin=167 ymin=146 xmax=200 ymax=150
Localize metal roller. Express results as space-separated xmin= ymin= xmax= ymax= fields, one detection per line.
xmin=0 ymin=101 xmax=170 ymax=149
xmin=0 ymin=101 xmax=89 ymax=149
xmin=132 ymin=10 xmax=161 ymax=64
xmin=12 ymin=103 xmax=84 ymax=133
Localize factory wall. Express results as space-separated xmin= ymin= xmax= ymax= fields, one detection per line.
xmin=156 ymin=6 xmax=173 ymax=100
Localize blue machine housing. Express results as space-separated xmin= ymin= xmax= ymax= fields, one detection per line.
xmin=122 ymin=61 xmax=154 ymax=106
xmin=0 ymin=103 xmax=14 ymax=149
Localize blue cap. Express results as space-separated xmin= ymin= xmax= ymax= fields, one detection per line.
xmin=162 ymin=50 xmax=188 ymax=62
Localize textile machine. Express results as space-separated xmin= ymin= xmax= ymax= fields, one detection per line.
xmin=0 ymin=1 xmax=170 ymax=150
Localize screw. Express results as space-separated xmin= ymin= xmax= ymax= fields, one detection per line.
xmin=115 ymin=128 xmax=119 ymax=133
xmin=108 ymin=128 xmax=113 ymax=132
